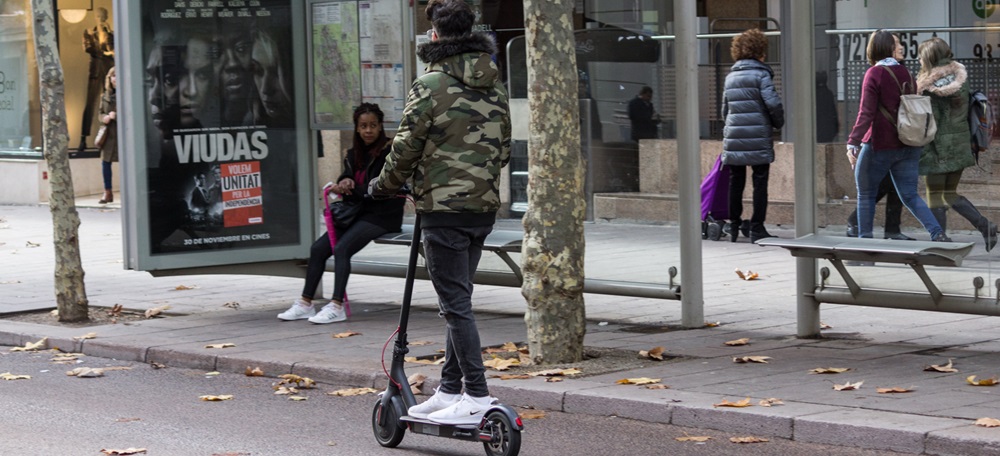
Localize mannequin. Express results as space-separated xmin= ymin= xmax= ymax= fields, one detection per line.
xmin=80 ymin=7 xmax=114 ymax=152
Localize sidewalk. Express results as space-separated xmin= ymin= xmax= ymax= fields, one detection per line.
xmin=3 ymin=202 xmax=1000 ymax=455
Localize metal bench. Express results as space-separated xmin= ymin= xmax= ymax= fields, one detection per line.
xmin=755 ymin=235 xmax=1000 ymax=333
xmin=337 ymin=225 xmax=680 ymax=300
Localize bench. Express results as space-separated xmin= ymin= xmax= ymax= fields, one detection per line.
xmin=756 ymin=234 xmax=993 ymax=336
xmin=335 ymin=225 xmax=680 ymax=300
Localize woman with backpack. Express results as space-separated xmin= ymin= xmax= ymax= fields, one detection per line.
xmin=916 ymin=37 xmax=997 ymax=251
xmin=846 ymin=30 xmax=946 ymax=241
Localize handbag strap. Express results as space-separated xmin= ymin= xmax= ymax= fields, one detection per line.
xmin=877 ymin=66 xmax=911 ymax=125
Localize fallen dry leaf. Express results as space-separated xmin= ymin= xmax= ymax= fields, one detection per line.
xmin=327 ymin=387 xmax=378 ymax=397
xmin=204 ymin=371 xmax=221 ymax=376
xmin=115 ymin=418 xmax=141 ymax=423
xmin=51 ymin=353 xmax=83 ymax=363
xmin=876 ymin=386 xmax=914 ymax=394
xmin=107 ymin=304 xmax=124 ymax=317
xmin=405 ymin=356 xmax=445 ymax=365
xmin=714 ymin=397 xmax=753 ymax=408
xmin=10 ymin=338 xmax=48 ymax=352
xmin=758 ymin=398 xmax=783 ymax=407
xmin=483 ymin=342 xmax=520 ymax=354
xmin=408 ymin=373 xmax=426 ymax=394
xmin=730 ymin=436 xmax=769 ymax=444
xmin=150 ymin=362 xmax=166 ymax=369
xmin=73 ymin=332 xmax=97 ymax=341
xmin=483 ymin=357 xmax=520 ymax=371
xmin=244 ymin=366 xmax=264 ymax=377
xmin=519 ymin=409 xmax=546 ymax=419
xmin=278 ymin=374 xmax=316 ymax=388
xmin=645 ymin=384 xmax=671 ymax=390
xmin=925 ymin=359 xmax=958 ymax=373
xmin=733 ymin=356 xmax=771 ymax=364
xmin=101 ymin=448 xmax=148 ymax=455
xmin=25 ymin=241 xmax=40 ymax=247
xmin=274 ymin=386 xmax=298 ymax=395
xmin=544 ymin=377 xmax=564 ymax=383
xmin=199 ymin=395 xmax=234 ymax=401
xmin=820 ymin=322 xmax=832 ymax=330
xmin=676 ymin=435 xmax=712 ymax=442
xmin=639 ymin=346 xmax=666 ymax=360
xmin=528 ymin=368 xmax=581 ymax=377
xmin=332 ymin=331 xmax=361 ymax=339
xmin=145 ymin=304 xmax=171 ymax=318
xmin=222 ymin=301 xmax=240 ymax=309
xmin=734 ymin=268 xmax=760 ymax=281
xmin=966 ymin=375 xmax=999 ymax=386
xmin=66 ymin=367 xmax=105 ymax=378
xmin=975 ymin=417 xmax=1000 ymax=427
xmin=833 ymin=380 xmax=864 ymax=391
xmin=616 ymin=377 xmax=661 ymax=385
xmin=810 ymin=367 xmax=851 ymax=374
xmin=704 ymin=321 xmax=721 ymax=327
xmin=173 ymin=285 xmax=197 ymax=290
xmin=288 ymin=396 xmax=308 ymax=401
xmin=496 ymin=373 xmax=532 ymax=380
xmin=724 ymin=338 xmax=750 ymax=346
xmin=0 ymin=372 xmax=31 ymax=380
xmin=204 ymin=343 xmax=236 ymax=349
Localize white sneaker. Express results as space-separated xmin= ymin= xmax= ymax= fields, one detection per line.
xmin=308 ymin=303 xmax=347 ymax=324
xmin=277 ymin=300 xmax=315 ymax=321
xmin=407 ymin=388 xmax=461 ymax=419
xmin=426 ymin=393 xmax=496 ymax=425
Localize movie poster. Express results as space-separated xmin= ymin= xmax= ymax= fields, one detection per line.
xmin=141 ymin=0 xmax=299 ymax=254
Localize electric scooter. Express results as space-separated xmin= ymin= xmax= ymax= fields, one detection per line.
xmin=371 ymin=213 xmax=524 ymax=456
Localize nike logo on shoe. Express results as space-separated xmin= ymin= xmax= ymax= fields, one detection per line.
xmin=469 ymin=410 xmax=482 ymax=415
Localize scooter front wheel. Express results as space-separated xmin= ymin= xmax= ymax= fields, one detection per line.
xmin=371 ymin=398 xmax=405 ymax=448
xmin=482 ymin=410 xmax=521 ymax=456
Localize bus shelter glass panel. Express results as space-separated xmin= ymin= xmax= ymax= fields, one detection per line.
xmin=501 ymin=0 xmax=680 ymax=299
xmin=814 ymin=0 xmax=998 ymax=299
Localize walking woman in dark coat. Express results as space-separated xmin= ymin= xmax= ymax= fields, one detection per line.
xmin=916 ymin=37 xmax=997 ymax=250
xmin=721 ymin=29 xmax=784 ymax=243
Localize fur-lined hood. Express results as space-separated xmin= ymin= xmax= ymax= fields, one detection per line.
xmin=417 ymin=32 xmax=497 ymax=66
xmin=917 ymin=60 xmax=967 ymax=97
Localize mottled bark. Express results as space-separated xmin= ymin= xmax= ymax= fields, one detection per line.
xmin=31 ymin=2 xmax=89 ymax=322
xmin=521 ymin=0 xmax=586 ymax=364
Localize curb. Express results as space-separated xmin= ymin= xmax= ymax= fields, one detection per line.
xmin=1 ymin=324 xmax=993 ymax=455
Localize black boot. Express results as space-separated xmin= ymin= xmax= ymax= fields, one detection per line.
xmin=724 ymin=219 xmax=741 ymax=242
xmin=749 ymin=222 xmax=776 ymax=244
xmin=952 ymin=196 xmax=997 ymax=252
xmin=930 ymin=206 xmax=949 ymax=243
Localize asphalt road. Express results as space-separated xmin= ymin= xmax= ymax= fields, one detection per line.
xmin=1 ymin=347 xmax=910 ymax=456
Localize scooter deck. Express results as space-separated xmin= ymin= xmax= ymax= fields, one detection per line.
xmin=401 ymin=415 xmax=488 ymax=442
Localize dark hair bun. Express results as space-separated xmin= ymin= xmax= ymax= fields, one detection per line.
xmin=426 ymin=0 xmax=474 ymax=37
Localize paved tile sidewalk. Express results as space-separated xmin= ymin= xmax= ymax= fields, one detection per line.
xmin=3 ymin=203 xmax=1000 ymax=454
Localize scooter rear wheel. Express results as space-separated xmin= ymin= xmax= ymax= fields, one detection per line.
xmin=371 ymin=398 xmax=405 ymax=448
xmin=482 ymin=410 xmax=521 ymax=456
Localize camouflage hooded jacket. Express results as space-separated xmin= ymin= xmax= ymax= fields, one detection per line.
xmin=373 ymin=32 xmax=511 ymax=227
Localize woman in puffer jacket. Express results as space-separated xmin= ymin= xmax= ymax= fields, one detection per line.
xmin=721 ymin=29 xmax=785 ymax=243
xmin=917 ymin=37 xmax=997 ymax=251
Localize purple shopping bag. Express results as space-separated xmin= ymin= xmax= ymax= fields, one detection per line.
xmin=700 ymin=154 xmax=730 ymax=221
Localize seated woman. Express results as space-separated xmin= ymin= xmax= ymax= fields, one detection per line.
xmin=278 ymin=103 xmax=405 ymax=323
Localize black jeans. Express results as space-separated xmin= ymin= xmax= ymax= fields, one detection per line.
xmin=423 ymin=224 xmax=492 ymax=398
xmin=727 ymin=163 xmax=769 ymax=226
xmin=847 ymin=174 xmax=903 ymax=233
xmin=301 ymin=220 xmax=389 ymax=302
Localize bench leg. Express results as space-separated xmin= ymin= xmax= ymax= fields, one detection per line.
xmin=828 ymin=259 xmax=861 ymax=298
xmin=495 ymin=251 xmax=523 ymax=284
xmin=909 ymin=264 xmax=943 ymax=304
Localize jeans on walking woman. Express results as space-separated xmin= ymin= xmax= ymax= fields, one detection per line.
xmin=855 ymin=144 xmax=942 ymax=239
